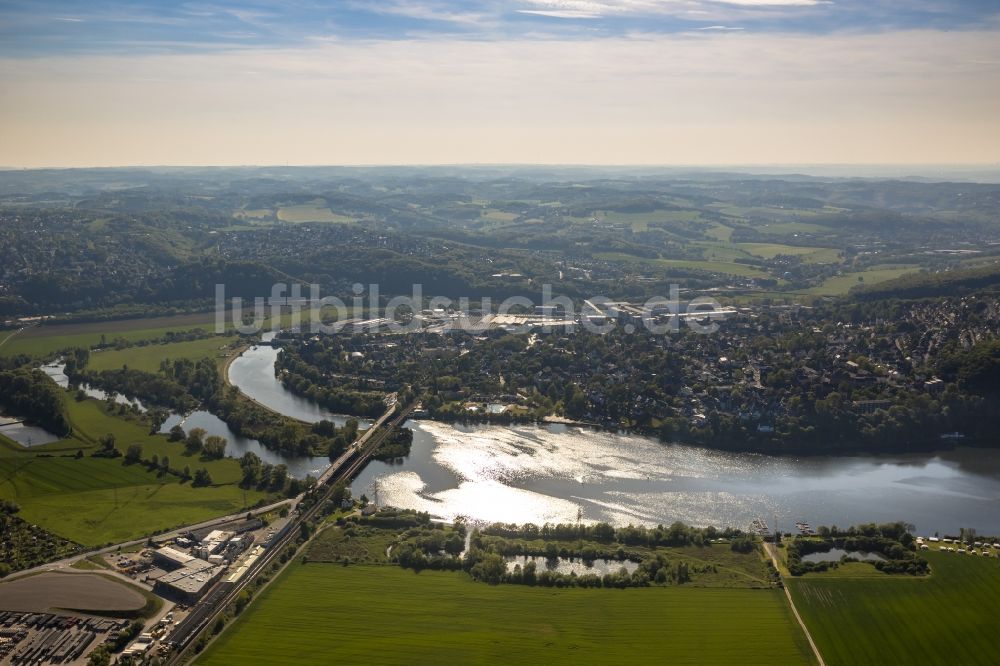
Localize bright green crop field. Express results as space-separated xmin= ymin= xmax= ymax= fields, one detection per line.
xmin=197 ymin=564 xmax=814 ymax=665
xmin=789 ymin=551 xmax=1000 ymax=665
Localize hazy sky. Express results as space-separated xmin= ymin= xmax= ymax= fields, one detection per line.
xmin=1 ymin=1 xmax=998 ymax=167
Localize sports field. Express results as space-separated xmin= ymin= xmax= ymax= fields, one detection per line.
xmin=197 ymin=564 xmax=814 ymax=665
xmin=789 ymin=551 xmax=1000 ymax=665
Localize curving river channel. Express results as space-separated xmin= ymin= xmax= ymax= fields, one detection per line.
xmin=51 ymin=342 xmax=1000 ymax=534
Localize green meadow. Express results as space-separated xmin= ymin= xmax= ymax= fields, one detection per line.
xmin=197 ymin=564 xmax=814 ymax=665
xmin=789 ymin=551 xmax=1000 ymax=665
xmin=86 ymin=336 xmax=239 ymax=373
xmin=0 ymin=392 xmax=271 ymax=546
xmin=803 ymin=266 xmax=920 ymax=296
xmin=0 ymin=313 xmax=219 ymax=358
xmin=594 ymin=252 xmax=769 ymax=279
xmin=737 ymin=243 xmax=841 ymax=264
xmin=276 ymin=200 xmax=353 ymax=223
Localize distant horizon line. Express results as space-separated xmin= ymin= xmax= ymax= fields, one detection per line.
xmin=2 ymin=162 xmax=999 ymax=171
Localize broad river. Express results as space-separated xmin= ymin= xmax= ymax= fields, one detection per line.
xmin=230 ymin=345 xmax=1000 ymax=534
xmin=38 ymin=346 xmax=1000 ymax=534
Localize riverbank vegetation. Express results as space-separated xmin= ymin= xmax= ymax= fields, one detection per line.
xmin=0 ymin=367 xmax=72 ymax=436
xmin=783 ymin=522 xmax=928 ymax=576
xmin=308 ymin=511 xmax=776 ymax=590
xmin=64 ymin=342 xmax=373 ymax=458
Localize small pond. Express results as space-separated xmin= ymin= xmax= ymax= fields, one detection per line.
xmin=800 ymin=548 xmax=886 ymax=563
xmin=505 ymin=555 xmax=640 ymax=576
xmin=0 ymin=418 xmax=61 ymax=447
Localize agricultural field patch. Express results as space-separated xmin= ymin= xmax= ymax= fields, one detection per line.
xmin=276 ymin=200 xmax=352 ymax=223
xmin=789 ymin=551 xmax=1000 ymax=665
xmin=0 ymin=313 xmax=219 ymax=359
xmin=198 ymin=564 xmax=813 ymax=665
xmin=737 ymin=243 xmax=842 ymax=264
xmin=595 ymin=253 xmax=768 ymax=279
xmin=803 ymin=266 xmax=920 ymax=296
xmin=0 ymin=394 xmax=270 ymax=546
xmin=86 ymin=336 xmax=239 ymax=373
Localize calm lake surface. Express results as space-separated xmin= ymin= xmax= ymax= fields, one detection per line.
xmin=504 ymin=555 xmax=639 ymax=576
xmin=0 ymin=418 xmax=60 ymax=447
xmin=351 ymin=420 xmax=1000 ymax=535
xmin=40 ymin=362 xmax=147 ymax=411
xmin=227 ymin=340 xmax=372 ymax=428
xmin=801 ymin=548 xmax=885 ymax=563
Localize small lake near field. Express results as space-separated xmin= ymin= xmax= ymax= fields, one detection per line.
xmin=505 ymin=555 xmax=640 ymax=576
xmin=39 ymin=362 xmax=147 ymax=411
xmin=801 ymin=548 xmax=886 ymax=563
xmin=34 ymin=360 xmax=326 ymax=478
xmin=351 ymin=420 xmax=1000 ymax=535
xmin=0 ymin=418 xmax=60 ymax=447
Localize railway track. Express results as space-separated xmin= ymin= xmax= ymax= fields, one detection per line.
xmin=165 ymin=400 xmax=415 ymax=664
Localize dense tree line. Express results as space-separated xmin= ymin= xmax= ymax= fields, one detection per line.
xmin=0 ymin=368 xmax=71 ymax=436
xmin=937 ymin=339 xmax=1000 ymax=395
xmin=236 ymin=451 xmax=312 ymax=497
xmin=371 ymin=426 xmax=412 ymax=461
xmin=785 ymin=522 xmax=927 ymax=576
xmin=392 ymin=519 xmax=750 ymax=588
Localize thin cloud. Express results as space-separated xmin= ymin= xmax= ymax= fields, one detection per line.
xmin=349 ymin=1 xmax=493 ymax=26
xmin=518 ymin=0 xmax=824 ymax=18
xmin=516 ymin=9 xmax=603 ymax=19
xmin=2 ymin=28 xmax=997 ymax=166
